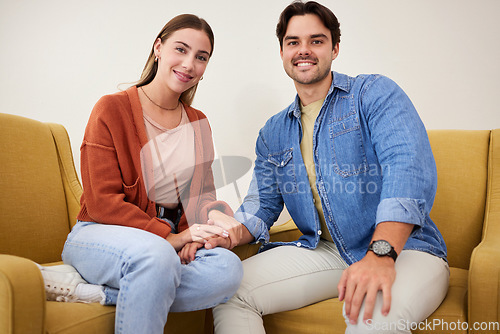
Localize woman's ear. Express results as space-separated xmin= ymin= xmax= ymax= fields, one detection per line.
xmin=153 ymin=38 xmax=163 ymax=59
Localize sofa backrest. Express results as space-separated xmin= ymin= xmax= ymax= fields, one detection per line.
xmin=0 ymin=114 xmax=74 ymax=264
xmin=0 ymin=113 xmax=492 ymax=269
xmin=428 ymin=130 xmax=490 ymax=270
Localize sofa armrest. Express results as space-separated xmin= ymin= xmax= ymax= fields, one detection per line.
xmin=0 ymin=255 xmax=45 ymax=334
xmin=468 ymin=128 xmax=500 ymax=333
xmin=468 ymin=241 xmax=500 ymax=333
xmin=47 ymin=122 xmax=83 ymax=229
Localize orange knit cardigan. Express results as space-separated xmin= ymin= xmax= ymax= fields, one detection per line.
xmin=77 ymin=86 xmax=232 ymax=238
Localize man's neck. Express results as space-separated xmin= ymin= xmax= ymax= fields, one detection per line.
xmin=295 ymin=73 xmax=332 ymax=106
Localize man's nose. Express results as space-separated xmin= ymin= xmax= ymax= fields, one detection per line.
xmin=298 ymin=47 xmax=311 ymax=57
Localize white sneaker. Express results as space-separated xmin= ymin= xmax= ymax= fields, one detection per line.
xmin=37 ymin=264 xmax=88 ymax=302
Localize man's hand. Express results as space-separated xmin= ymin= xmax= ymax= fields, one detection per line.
xmin=205 ymin=210 xmax=254 ymax=250
xmin=338 ymin=251 xmax=396 ymax=325
xmin=166 ymin=223 xmax=229 ymax=252
xmin=338 ymin=221 xmax=413 ymax=324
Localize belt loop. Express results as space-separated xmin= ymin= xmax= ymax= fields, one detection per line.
xmin=156 ymin=204 xmax=164 ymax=218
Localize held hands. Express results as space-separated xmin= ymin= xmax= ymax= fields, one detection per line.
xmin=166 ymin=222 xmax=229 ymax=253
xmin=337 ymin=252 xmax=396 ymax=325
xmin=204 ymin=210 xmax=245 ymax=250
xmin=170 ymin=210 xmax=251 ymax=264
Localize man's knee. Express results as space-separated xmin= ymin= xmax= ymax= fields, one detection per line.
xmin=343 ymin=298 xmax=412 ymax=334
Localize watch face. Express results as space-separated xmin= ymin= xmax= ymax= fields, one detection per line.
xmin=372 ymin=240 xmax=391 ymax=255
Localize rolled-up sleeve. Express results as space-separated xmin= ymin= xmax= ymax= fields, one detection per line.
xmin=361 ymin=75 xmax=437 ymax=227
xmin=234 ymin=129 xmax=284 ymax=244
xmin=376 ymin=198 xmax=427 ymax=227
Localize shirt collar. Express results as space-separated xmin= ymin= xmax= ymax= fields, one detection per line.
xmin=288 ymin=71 xmax=351 ymax=119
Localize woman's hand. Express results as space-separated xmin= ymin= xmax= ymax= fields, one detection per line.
xmin=166 ymin=223 xmax=229 ymax=252
xmin=178 ymin=242 xmax=204 ymax=264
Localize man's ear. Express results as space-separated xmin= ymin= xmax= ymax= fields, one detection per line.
xmin=280 ymin=46 xmax=284 ymax=60
xmin=332 ymin=43 xmax=340 ymax=61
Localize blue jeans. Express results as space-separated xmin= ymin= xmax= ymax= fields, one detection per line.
xmin=62 ymin=221 xmax=243 ymax=334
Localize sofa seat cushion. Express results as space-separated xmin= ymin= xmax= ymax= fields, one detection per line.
xmin=263 ymin=297 xmax=344 ymax=334
xmin=262 ymin=267 xmax=467 ymax=334
xmin=414 ymin=267 xmax=468 ymax=334
xmin=45 ymin=302 xmax=115 ymax=334
xmin=45 ymin=302 xmax=208 ymax=334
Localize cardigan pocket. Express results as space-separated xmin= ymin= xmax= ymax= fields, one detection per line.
xmin=123 ymin=176 xmax=142 ymax=206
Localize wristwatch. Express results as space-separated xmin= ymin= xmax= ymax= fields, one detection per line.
xmin=367 ymin=240 xmax=398 ymax=262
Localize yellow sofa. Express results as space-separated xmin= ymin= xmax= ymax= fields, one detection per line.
xmin=1 ymin=112 xmax=499 ymax=334
xmin=0 ymin=113 xmax=211 ymax=334
xmin=232 ymin=129 xmax=500 ymax=334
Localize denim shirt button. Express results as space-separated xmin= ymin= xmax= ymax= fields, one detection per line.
xmin=296 ymin=242 xmax=302 ymax=247
xmin=318 ymin=230 xmax=322 ymax=235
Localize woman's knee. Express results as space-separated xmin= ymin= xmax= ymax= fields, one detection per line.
xmin=199 ymin=248 xmax=243 ymax=296
xmin=132 ymin=236 xmax=180 ymax=274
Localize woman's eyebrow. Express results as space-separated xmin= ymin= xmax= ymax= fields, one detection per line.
xmin=175 ymin=41 xmax=210 ymax=55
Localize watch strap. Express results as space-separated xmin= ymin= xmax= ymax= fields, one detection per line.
xmin=368 ymin=240 xmax=398 ymax=262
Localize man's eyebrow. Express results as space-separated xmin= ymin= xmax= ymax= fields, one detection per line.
xmin=311 ymin=33 xmax=328 ymax=39
xmin=284 ymin=33 xmax=329 ymax=41
xmin=175 ymin=41 xmax=210 ymax=55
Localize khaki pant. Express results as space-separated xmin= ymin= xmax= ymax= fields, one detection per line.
xmin=214 ymin=240 xmax=449 ymax=334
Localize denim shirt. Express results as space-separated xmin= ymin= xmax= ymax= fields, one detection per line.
xmin=235 ymin=71 xmax=447 ymax=265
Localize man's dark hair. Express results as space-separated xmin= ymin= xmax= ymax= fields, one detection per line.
xmin=276 ymin=1 xmax=341 ymax=50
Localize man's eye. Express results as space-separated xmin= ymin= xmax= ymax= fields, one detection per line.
xmin=288 ymin=41 xmax=298 ymax=46
xmin=312 ymin=40 xmax=323 ymax=45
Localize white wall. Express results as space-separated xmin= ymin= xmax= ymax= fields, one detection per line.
xmin=2 ymin=0 xmax=499 ymax=216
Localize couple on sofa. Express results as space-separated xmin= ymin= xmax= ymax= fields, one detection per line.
xmin=37 ymin=1 xmax=449 ymax=333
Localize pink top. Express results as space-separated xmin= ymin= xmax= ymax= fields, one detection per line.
xmin=142 ymin=107 xmax=196 ymax=209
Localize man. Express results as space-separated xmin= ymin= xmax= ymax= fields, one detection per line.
xmin=207 ymin=1 xmax=449 ymax=333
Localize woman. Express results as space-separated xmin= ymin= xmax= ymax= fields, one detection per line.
xmin=38 ymin=14 xmax=243 ymax=334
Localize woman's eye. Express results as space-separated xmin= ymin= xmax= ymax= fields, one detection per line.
xmin=197 ymin=55 xmax=208 ymax=62
xmin=176 ymin=47 xmax=186 ymax=53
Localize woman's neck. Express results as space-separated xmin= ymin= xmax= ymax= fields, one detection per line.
xmin=138 ymin=83 xmax=183 ymax=130
xmin=142 ymin=80 xmax=181 ymax=110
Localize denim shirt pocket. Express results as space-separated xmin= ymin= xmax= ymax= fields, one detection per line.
xmin=329 ymin=97 xmax=368 ymax=177
xmin=267 ymin=148 xmax=298 ymax=194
